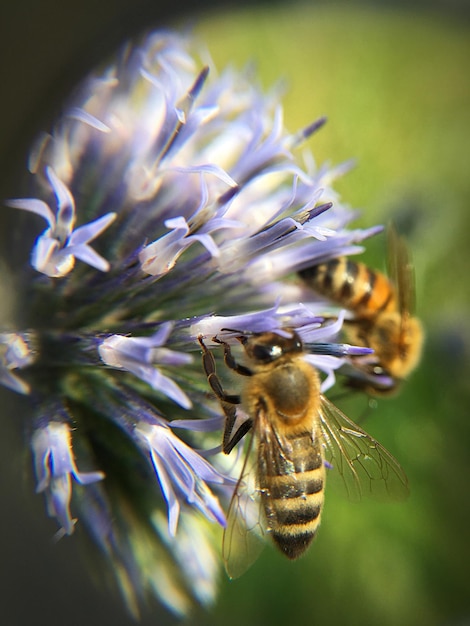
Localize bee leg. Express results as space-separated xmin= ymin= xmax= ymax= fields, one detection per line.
xmin=212 ymin=336 xmax=253 ymax=377
xmin=198 ymin=335 xmax=241 ymax=404
xmin=223 ymin=416 xmax=253 ymax=454
xmin=220 ymin=402 xmax=253 ymax=455
xmin=198 ymin=335 xmax=253 ymax=454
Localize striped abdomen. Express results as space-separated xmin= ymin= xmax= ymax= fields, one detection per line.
xmin=259 ymin=428 xmax=325 ymax=559
xmin=299 ymin=258 xmax=396 ymax=319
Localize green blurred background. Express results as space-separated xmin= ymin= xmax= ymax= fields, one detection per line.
xmin=1 ymin=2 xmax=469 ymax=625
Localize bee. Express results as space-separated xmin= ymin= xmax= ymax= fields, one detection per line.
xmin=198 ymin=329 xmax=408 ymax=578
xmin=298 ymin=226 xmax=424 ymax=394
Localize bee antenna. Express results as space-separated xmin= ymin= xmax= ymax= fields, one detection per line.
xmin=218 ymin=327 xmax=253 ymax=345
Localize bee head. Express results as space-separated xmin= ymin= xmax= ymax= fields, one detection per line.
xmin=236 ymin=330 xmax=303 ymax=364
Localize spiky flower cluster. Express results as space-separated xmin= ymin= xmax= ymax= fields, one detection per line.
xmin=1 ymin=30 xmax=380 ymax=616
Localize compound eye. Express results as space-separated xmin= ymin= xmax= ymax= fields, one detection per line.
xmin=372 ymin=364 xmax=386 ymax=376
xmin=252 ymin=342 xmax=281 ymax=363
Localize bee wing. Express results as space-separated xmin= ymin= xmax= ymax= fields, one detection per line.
xmin=222 ymin=429 xmax=266 ymax=579
xmin=319 ymin=395 xmax=409 ymax=501
xmin=386 ymin=223 xmax=416 ymax=317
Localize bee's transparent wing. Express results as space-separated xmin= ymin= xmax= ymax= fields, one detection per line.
xmin=222 ymin=431 xmax=266 ymax=579
xmin=319 ymin=395 xmax=409 ymax=501
xmin=386 ymin=223 xmax=416 ymax=317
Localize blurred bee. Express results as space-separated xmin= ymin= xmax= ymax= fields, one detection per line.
xmin=298 ymin=226 xmax=424 ymax=394
xmin=199 ymin=329 xmax=408 ymax=578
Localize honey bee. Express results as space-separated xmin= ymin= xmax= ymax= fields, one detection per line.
xmin=298 ymin=226 xmax=424 ymax=394
xmin=198 ymin=329 xmax=408 ymax=578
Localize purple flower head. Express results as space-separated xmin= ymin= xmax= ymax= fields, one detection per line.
xmin=1 ymin=29 xmax=391 ymax=616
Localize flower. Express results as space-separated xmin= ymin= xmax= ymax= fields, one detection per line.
xmin=1 ymin=29 xmax=382 ymax=617
xmin=0 ymin=332 xmax=36 ymax=394
xmin=98 ymin=322 xmax=193 ymax=408
xmin=134 ymin=418 xmax=229 ymax=536
xmin=32 ymin=420 xmax=105 ymax=538
xmin=7 ymin=166 xmax=116 ymax=277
